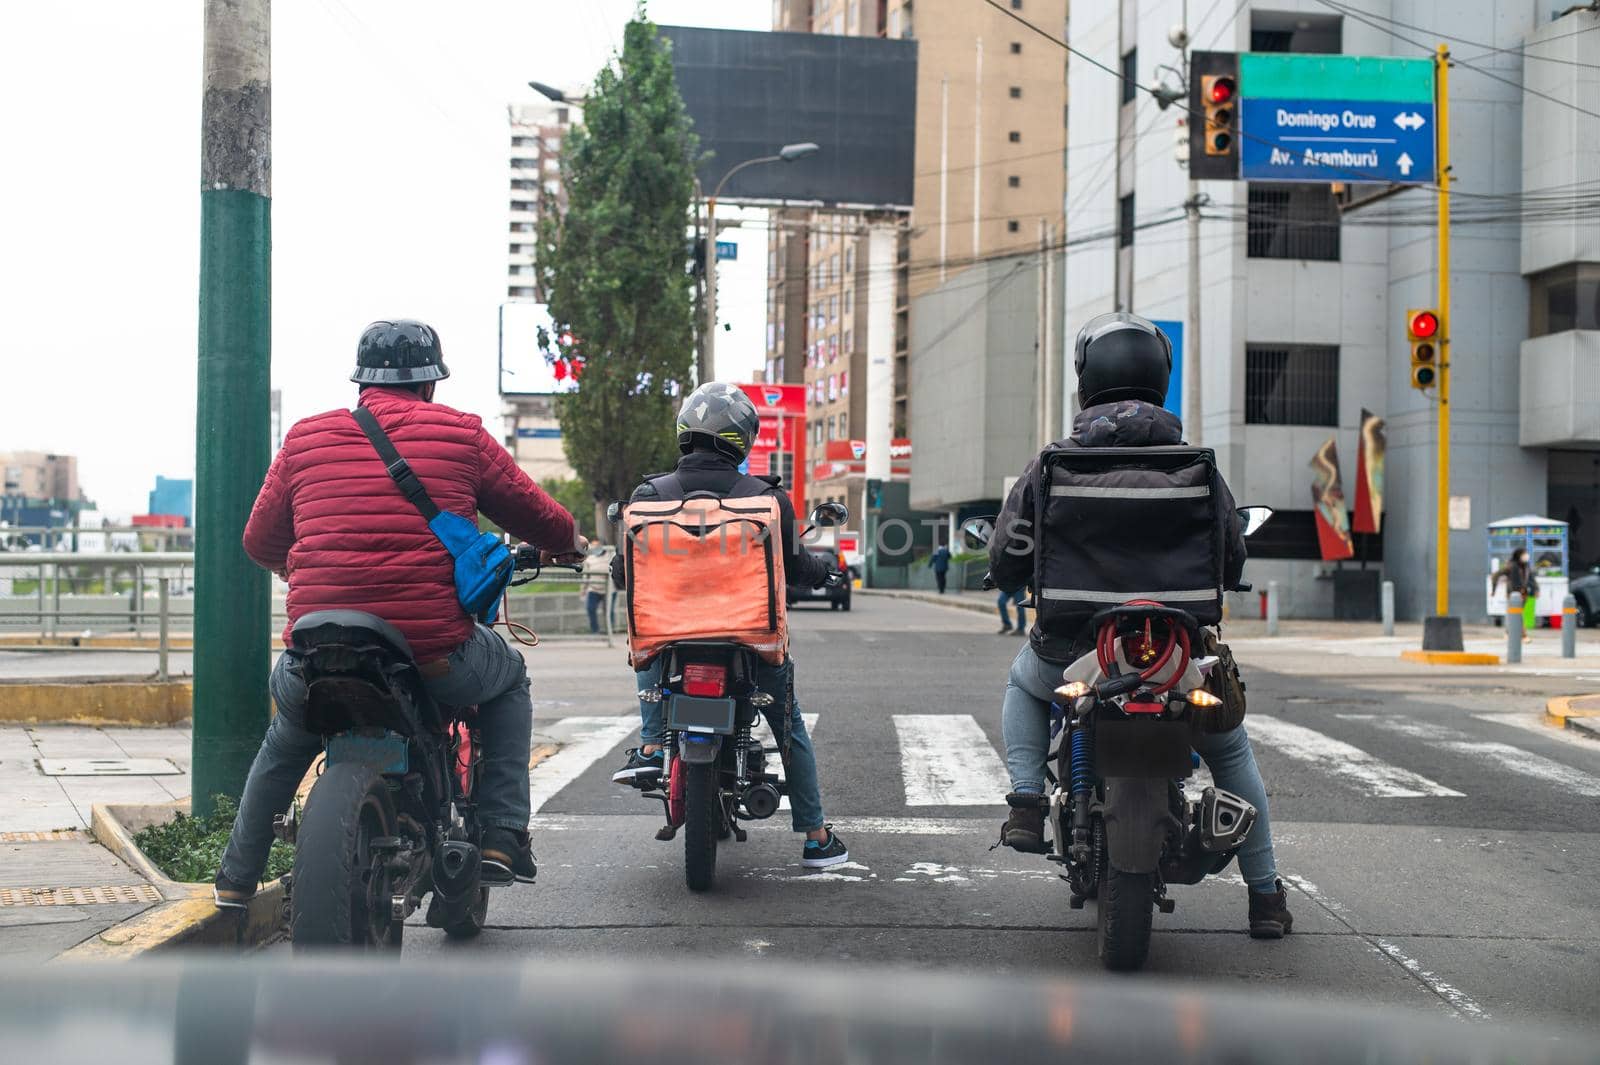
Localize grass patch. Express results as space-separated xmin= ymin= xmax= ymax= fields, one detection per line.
xmin=132 ymin=794 xmax=293 ymax=884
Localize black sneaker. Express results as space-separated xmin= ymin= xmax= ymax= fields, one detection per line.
xmin=801 ymin=826 xmax=849 ymax=868
xmin=611 ymin=747 xmax=665 ymax=787
xmin=481 ymin=828 xmax=537 ymax=886
xmin=997 ymin=625 xmax=1013 ymax=635
xmin=1248 ymin=878 xmax=1294 ymax=939
xmin=213 ymin=870 xmax=255 ymax=911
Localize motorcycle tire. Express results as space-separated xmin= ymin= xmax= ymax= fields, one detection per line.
xmin=1097 ymin=866 xmax=1155 ymax=972
xmin=683 ymin=762 xmax=720 ymax=892
xmin=441 ymin=886 xmax=490 ymax=939
xmin=291 ymin=761 xmax=402 ymax=950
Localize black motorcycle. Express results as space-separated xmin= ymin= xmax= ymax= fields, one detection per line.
xmin=274 ymin=546 xmax=576 ymax=949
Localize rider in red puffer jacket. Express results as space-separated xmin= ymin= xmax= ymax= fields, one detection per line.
xmin=216 ymin=320 xmax=582 ymax=909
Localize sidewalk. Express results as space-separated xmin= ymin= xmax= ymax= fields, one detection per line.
xmin=0 ymin=723 xmax=191 ymax=959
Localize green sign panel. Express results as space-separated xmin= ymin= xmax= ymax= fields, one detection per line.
xmin=1239 ymin=54 xmax=1435 ymax=102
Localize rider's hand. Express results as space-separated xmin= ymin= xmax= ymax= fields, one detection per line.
xmin=543 ymin=534 xmax=589 ymax=565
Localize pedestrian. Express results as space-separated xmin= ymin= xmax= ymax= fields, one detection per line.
xmin=996 ymin=586 xmax=1028 ymax=635
xmin=1494 ymin=547 xmax=1539 ymax=642
xmin=930 ymin=541 xmax=952 ymax=594
xmin=580 ymin=542 xmax=610 ymax=634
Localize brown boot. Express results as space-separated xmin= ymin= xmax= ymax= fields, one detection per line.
xmin=1002 ymin=793 xmax=1049 ymax=853
xmin=1248 ymin=879 xmax=1294 ymax=939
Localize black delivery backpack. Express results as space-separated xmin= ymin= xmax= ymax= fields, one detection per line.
xmin=1031 ymin=445 xmax=1227 ymax=641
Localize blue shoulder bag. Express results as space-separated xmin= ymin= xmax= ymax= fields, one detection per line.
xmin=353 ymin=406 xmax=515 ymax=624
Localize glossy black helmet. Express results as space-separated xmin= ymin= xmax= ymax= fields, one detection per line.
xmin=351 ymin=320 xmax=450 ymax=385
xmin=676 ymin=382 xmax=759 ymax=462
xmin=1074 ymin=311 xmax=1172 ymax=407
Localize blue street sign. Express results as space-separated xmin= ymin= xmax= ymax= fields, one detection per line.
xmin=1151 ymin=319 xmax=1184 ymax=421
xmin=716 ymin=240 xmax=737 ymax=261
xmin=1240 ymin=98 xmax=1435 ymax=184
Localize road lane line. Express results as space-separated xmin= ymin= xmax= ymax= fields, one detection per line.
xmin=1246 ymin=716 xmax=1464 ymax=798
xmin=529 ymin=716 xmax=638 ymax=813
xmin=1341 ymin=715 xmax=1600 ymax=797
xmin=1472 ymin=711 xmax=1600 ymax=749
xmin=893 ymin=714 xmax=1011 ymax=806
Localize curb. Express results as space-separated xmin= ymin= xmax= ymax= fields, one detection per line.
xmin=0 ymin=679 xmax=192 ymax=725
xmin=0 ymin=634 xmax=195 ymax=650
xmin=1545 ymin=695 xmax=1600 ymax=740
xmin=59 ymin=800 xmax=286 ymax=959
xmin=1399 ymin=650 xmax=1501 ymax=666
xmin=857 ymin=588 xmax=994 ymax=616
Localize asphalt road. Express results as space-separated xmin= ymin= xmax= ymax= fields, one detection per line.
xmin=372 ymin=595 xmax=1600 ymax=1033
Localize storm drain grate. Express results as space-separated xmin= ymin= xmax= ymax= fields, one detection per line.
xmin=0 ymin=884 xmax=162 ymax=907
xmin=0 ymin=830 xmax=86 ymax=843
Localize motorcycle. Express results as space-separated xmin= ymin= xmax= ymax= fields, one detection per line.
xmin=608 ymin=498 xmax=848 ymax=892
xmin=274 ymin=545 xmax=578 ymax=949
xmin=969 ymin=505 xmax=1274 ymax=971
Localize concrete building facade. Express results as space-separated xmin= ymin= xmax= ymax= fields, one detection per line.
xmin=506 ymin=101 xmax=571 ymax=302
xmin=1065 ymin=0 xmax=1596 ymax=620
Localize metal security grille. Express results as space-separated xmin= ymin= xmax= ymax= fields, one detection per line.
xmin=1247 ymin=183 xmax=1341 ymax=261
xmin=1246 ymin=344 xmax=1340 ymax=426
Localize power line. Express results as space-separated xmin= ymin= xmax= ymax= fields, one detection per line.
xmin=1313 ymin=0 xmax=1600 ymax=70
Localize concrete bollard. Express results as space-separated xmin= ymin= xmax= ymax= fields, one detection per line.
xmin=1266 ymin=580 xmax=1280 ymax=637
xmin=1563 ymin=594 xmax=1577 ymax=659
xmin=1506 ymin=592 xmax=1523 ymax=664
xmin=1381 ymin=580 xmax=1395 ymax=637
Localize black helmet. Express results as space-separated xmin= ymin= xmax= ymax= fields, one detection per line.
xmin=676 ymin=382 xmax=759 ymax=461
xmin=351 ymin=320 xmax=450 ymax=385
xmin=1074 ymin=312 xmax=1172 ymax=407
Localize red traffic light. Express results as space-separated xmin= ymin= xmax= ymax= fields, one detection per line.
xmin=1409 ymin=310 xmax=1439 ymax=339
xmin=1208 ymin=77 xmax=1236 ymax=105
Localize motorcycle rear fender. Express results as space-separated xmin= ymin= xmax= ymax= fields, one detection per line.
xmin=1101 ymin=777 xmax=1180 ymax=874
xmin=676 ymin=733 xmax=722 ymax=766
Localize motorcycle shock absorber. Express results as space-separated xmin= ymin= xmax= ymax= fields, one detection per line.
xmin=735 ymin=722 xmax=754 ymax=781
xmin=1068 ymin=724 xmax=1095 ymax=863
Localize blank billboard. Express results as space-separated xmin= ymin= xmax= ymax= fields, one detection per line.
xmin=659 ymin=26 xmax=916 ymax=208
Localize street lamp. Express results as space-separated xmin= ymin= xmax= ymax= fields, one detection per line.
xmin=702 ymin=142 xmax=820 ymax=383
xmin=528 ymin=81 xmax=587 ymax=106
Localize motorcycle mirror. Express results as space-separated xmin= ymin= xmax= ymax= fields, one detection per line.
xmin=606 ymin=501 xmax=623 ymax=524
xmin=1237 ymin=506 xmax=1274 ymax=537
xmin=810 ymin=501 xmax=848 ymax=528
xmin=960 ymin=516 xmax=997 ymax=552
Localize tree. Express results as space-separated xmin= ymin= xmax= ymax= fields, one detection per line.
xmin=538 ymin=11 xmax=697 ymax=539
xmin=538 ymin=477 xmax=598 ymax=541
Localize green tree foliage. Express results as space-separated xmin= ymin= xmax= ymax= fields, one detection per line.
xmin=539 ymin=477 xmax=598 ymax=540
xmin=539 ymin=12 xmax=697 ymax=527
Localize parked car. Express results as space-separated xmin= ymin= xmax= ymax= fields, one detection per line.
xmin=788 ymin=548 xmax=851 ymax=611
xmin=1569 ymin=565 xmax=1600 ymax=627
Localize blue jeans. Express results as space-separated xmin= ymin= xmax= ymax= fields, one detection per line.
xmin=998 ymin=589 xmax=1027 ymax=630
xmin=636 ymin=656 xmax=826 ymax=834
xmin=585 ymin=590 xmax=604 ymax=633
xmin=999 ymin=642 xmax=1279 ymax=890
xmin=219 ymin=623 xmax=534 ymax=889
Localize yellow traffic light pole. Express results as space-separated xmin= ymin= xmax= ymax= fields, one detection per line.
xmin=1434 ymin=45 xmax=1452 ymax=618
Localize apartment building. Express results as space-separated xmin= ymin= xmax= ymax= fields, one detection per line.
xmin=506 ymin=100 xmax=572 ymax=302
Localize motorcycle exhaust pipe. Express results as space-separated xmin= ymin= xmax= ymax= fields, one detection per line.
xmin=1197 ymin=786 xmax=1257 ymax=853
xmin=740 ymin=782 xmax=781 ymax=820
xmin=433 ymin=840 xmax=481 ymax=901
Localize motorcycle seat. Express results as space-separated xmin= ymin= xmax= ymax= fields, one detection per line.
xmin=291 ymin=610 xmax=416 ymax=664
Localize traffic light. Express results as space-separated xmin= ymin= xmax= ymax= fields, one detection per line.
xmin=1202 ymin=74 xmax=1236 ymax=155
xmin=1407 ymin=308 xmax=1440 ymax=390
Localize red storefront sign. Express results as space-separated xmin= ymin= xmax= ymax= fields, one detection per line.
xmin=810 ymin=438 xmax=912 ymax=483
xmin=737 ymin=383 xmax=806 ymax=514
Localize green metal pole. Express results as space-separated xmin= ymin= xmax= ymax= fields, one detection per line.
xmin=192 ymin=0 xmax=272 ymax=818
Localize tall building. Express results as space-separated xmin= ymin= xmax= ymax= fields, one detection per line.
xmin=0 ymin=451 xmax=83 ymax=533
xmin=147 ymin=476 xmax=194 ymax=525
xmin=1066 ymin=0 xmax=1598 ymax=620
xmin=506 ymin=100 xmax=572 ymax=301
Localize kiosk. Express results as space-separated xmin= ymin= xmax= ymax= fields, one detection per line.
xmin=1485 ymin=515 xmax=1569 ymax=625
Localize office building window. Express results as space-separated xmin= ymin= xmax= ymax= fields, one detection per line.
xmin=1248 ymin=184 xmax=1340 ymax=261
xmin=1010 ymin=41 xmax=1022 ymax=54
xmin=1009 ymin=86 xmax=1022 ymax=99
xmin=1010 ymin=0 xmax=1022 ymax=8
xmin=1245 ymin=344 xmax=1340 ymax=426
xmin=1120 ymin=48 xmax=1138 ymax=105
xmin=1008 ymin=130 xmax=1022 ymax=143
xmin=1007 ymin=220 xmax=1020 ymax=233
xmin=1530 ymin=263 xmax=1600 ymax=336
xmin=1008 ymin=175 xmax=1021 ymax=188
xmin=1118 ymin=193 xmax=1135 ymax=248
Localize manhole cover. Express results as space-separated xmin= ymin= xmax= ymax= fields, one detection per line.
xmin=0 ymin=884 xmax=162 ymax=906
xmin=37 ymin=758 xmax=181 ymax=777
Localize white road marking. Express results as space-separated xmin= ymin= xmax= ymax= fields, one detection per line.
xmin=528 ymin=716 xmax=638 ymax=813
xmin=893 ymin=714 xmax=1012 ymax=806
xmin=1341 ymin=715 xmax=1600 ymax=797
xmin=750 ymin=713 xmax=819 ymax=812
xmin=831 ymin=816 xmax=992 ymax=835
xmin=1472 ymin=712 xmax=1600 ymax=749
xmin=1246 ymin=716 xmax=1464 ymax=798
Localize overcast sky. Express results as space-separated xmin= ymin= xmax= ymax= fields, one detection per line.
xmin=0 ymin=1 xmax=770 ymax=520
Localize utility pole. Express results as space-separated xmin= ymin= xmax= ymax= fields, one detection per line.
xmin=702 ymin=194 xmax=719 ymax=384
xmin=193 ymin=0 xmax=272 ymax=817
xmin=1184 ymin=185 xmax=1203 ymax=446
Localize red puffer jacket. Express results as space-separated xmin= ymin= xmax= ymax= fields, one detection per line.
xmin=243 ymin=386 xmax=577 ymax=662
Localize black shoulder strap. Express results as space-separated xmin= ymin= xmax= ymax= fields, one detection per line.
xmin=352 ymin=406 xmax=440 ymax=521
xmin=643 ymin=471 xmax=686 ymax=499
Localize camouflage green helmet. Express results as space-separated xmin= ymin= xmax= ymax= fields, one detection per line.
xmin=676 ymin=382 xmax=759 ymax=462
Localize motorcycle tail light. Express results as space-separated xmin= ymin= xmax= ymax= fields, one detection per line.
xmin=682 ymin=663 xmax=728 ymax=697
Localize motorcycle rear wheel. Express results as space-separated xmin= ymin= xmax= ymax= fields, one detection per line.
xmin=1097 ymin=865 xmax=1155 ymax=972
xmin=683 ymin=762 xmax=720 ymax=892
xmin=291 ymin=761 xmax=403 ymax=950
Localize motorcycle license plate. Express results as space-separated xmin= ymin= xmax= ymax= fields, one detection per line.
xmin=326 ymin=731 xmax=409 ymax=775
xmin=1093 ymin=718 xmax=1192 ymax=778
xmin=666 ymin=694 xmax=737 ymax=735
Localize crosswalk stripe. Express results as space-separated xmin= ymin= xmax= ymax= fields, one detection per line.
xmin=1471 ymin=712 xmax=1600 ymax=750
xmin=529 ymin=716 xmax=638 ymax=813
xmin=753 ymin=713 xmax=820 ymax=811
xmin=1246 ymin=716 xmax=1464 ymax=798
xmin=1341 ymin=715 xmax=1600 ymax=798
xmin=893 ymin=714 xmax=1011 ymax=806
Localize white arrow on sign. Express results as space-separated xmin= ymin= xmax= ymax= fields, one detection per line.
xmin=1394 ymin=111 xmax=1427 ymax=131
xmin=1397 ymin=152 xmax=1415 ymax=176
